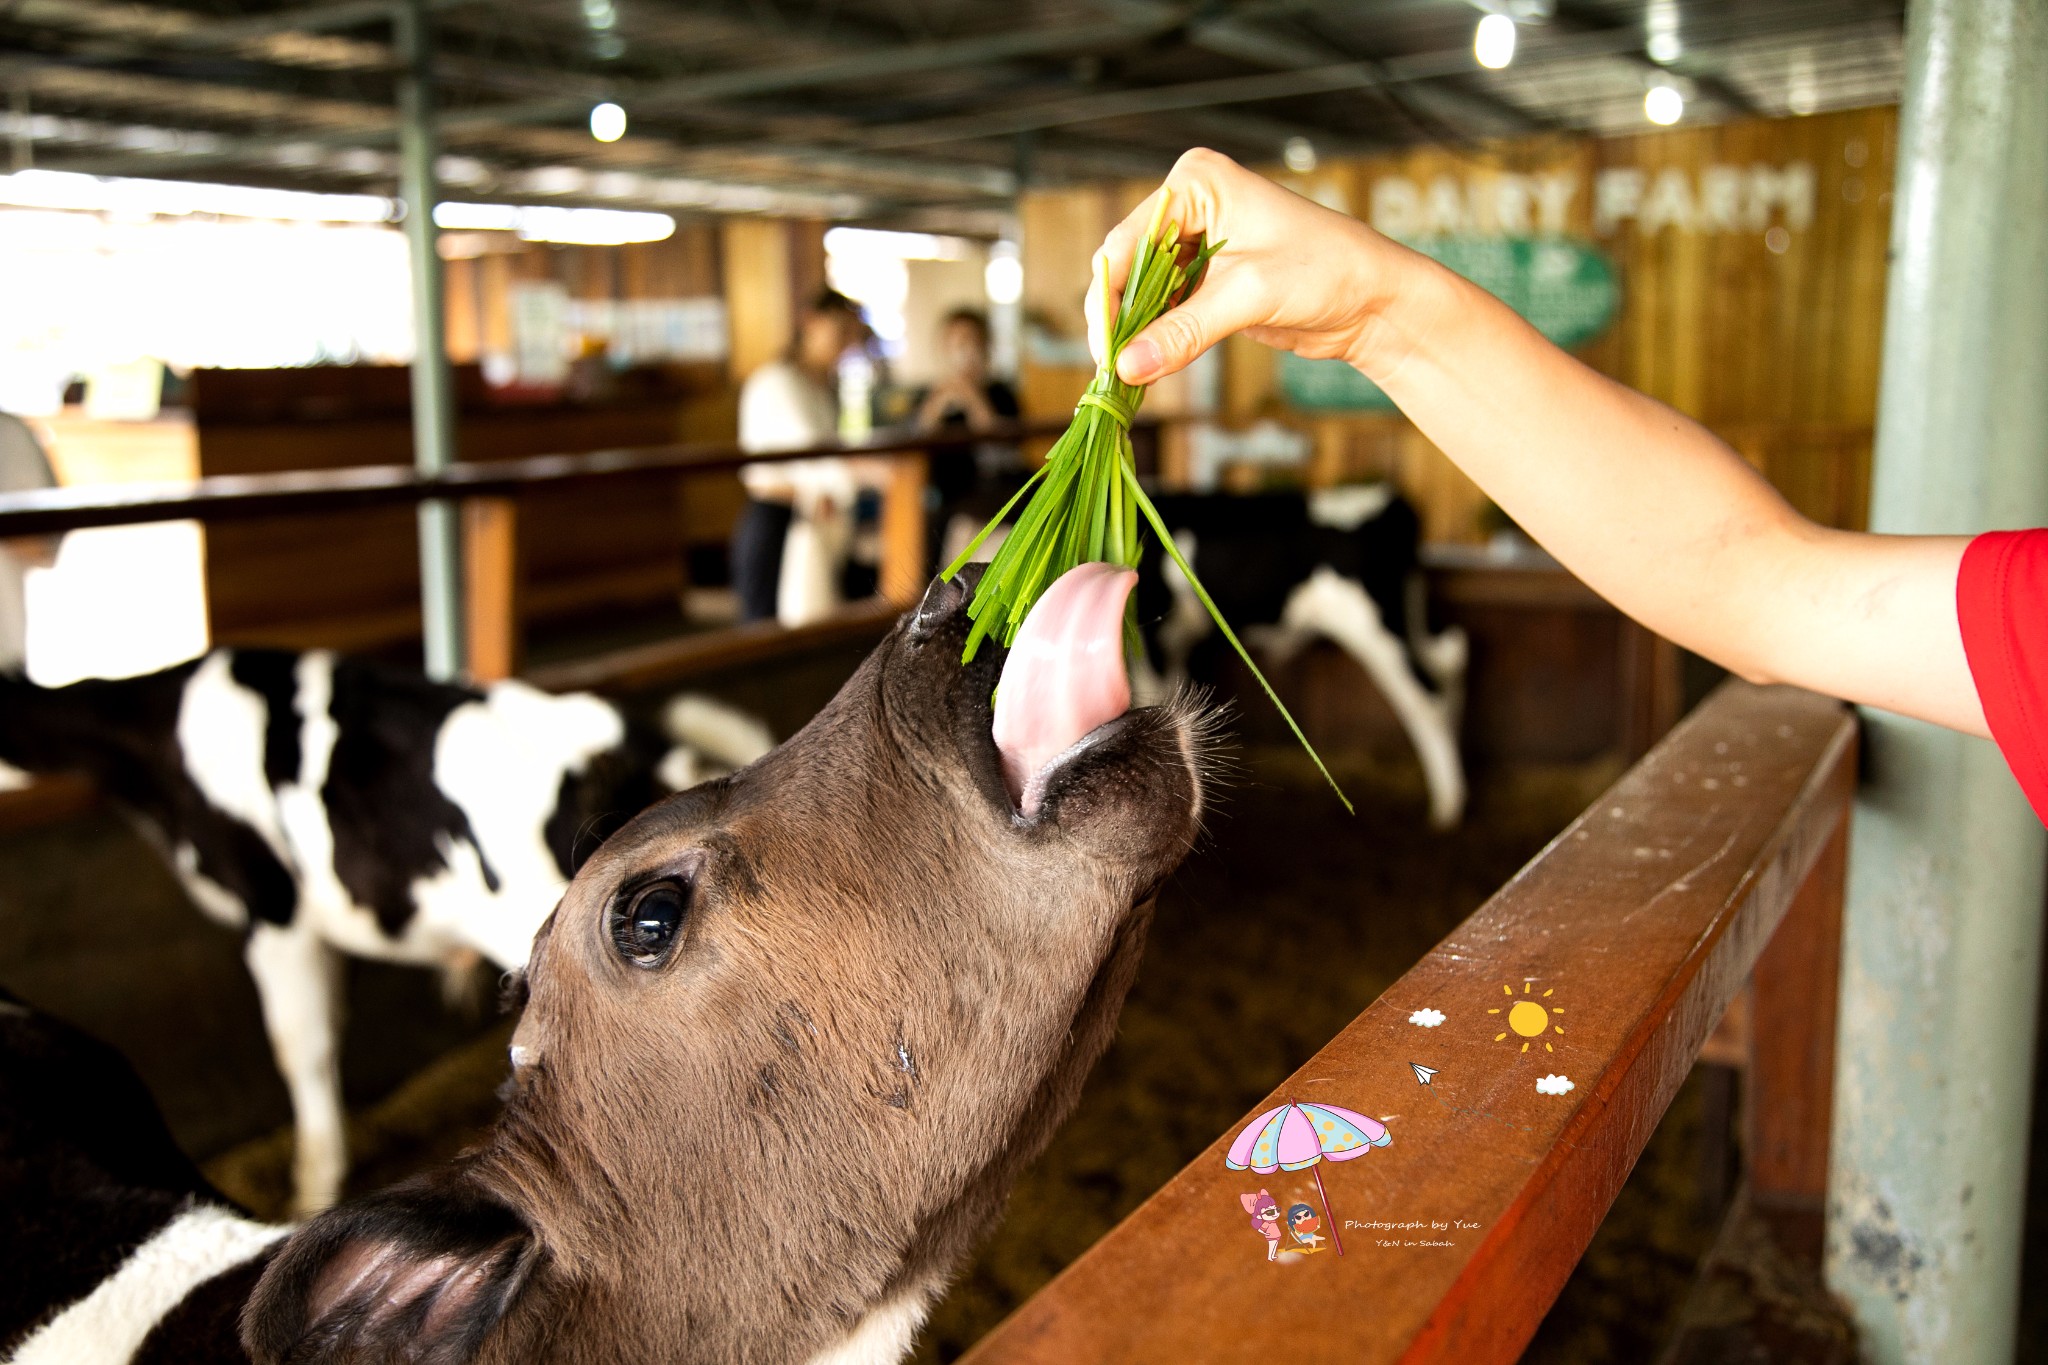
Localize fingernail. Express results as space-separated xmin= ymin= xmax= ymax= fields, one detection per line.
xmin=1120 ymin=338 xmax=1160 ymax=382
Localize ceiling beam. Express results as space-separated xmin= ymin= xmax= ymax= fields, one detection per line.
xmin=1548 ymin=0 xmax=1763 ymax=117
xmin=799 ymin=35 xmax=1637 ymax=150
xmin=7 ymin=1 xmax=1358 ymax=183
xmin=1163 ymin=2 xmax=1556 ymax=138
xmin=5 ymin=2 xmax=1898 ymax=206
xmin=743 ymin=2 xmax=1884 ymax=153
xmin=437 ymin=18 xmax=1173 ymax=134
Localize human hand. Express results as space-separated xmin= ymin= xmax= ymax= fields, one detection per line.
xmin=1086 ymin=148 xmax=1419 ymax=385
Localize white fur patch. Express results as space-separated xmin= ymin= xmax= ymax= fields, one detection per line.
xmin=802 ymin=1286 xmax=932 ymax=1365
xmin=5 ymin=1203 xmax=287 ymax=1365
xmin=1307 ymin=482 xmax=1396 ymax=531
xmin=661 ymin=694 xmax=774 ymax=772
xmin=271 ymin=654 xmax=423 ymax=962
xmin=170 ymin=841 xmax=249 ymax=929
xmin=175 ymin=653 xmax=293 ymax=870
xmin=1281 ymin=569 xmax=1466 ymax=827
xmin=419 ymin=681 xmax=624 ymax=970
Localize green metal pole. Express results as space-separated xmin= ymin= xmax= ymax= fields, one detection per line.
xmin=1827 ymin=0 xmax=2048 ymax=1359
xmin=394 ymin=0 xmax=463 ymax=682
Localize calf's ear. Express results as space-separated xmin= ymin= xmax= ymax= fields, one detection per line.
xmin=241 ymin=1173 xmax=536 ymax=1365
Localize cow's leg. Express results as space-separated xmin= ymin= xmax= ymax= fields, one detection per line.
xmin=1282 ymin=568 xmax=1467 ymax=828
xmin=1156 ymin=529 xmax=1212 ymax=689
xmin=776 ymin=505 xmax=844 ymax=628
xmin=244 ymin=921 xmax=347 ymax=1216
xmin=1403 ymin=571 xmax=1470 ymax=716
xmin=1128 ymin=650 xmax=1174 ymax=708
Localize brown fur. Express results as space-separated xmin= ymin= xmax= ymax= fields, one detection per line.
xmin=242 ymin=569 xmax=1210 ymax=1365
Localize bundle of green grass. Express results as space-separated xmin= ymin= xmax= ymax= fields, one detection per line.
xmin=942 ymin=190 xmax=1349 ymax=811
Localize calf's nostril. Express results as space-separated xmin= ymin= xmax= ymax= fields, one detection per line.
xmin=911 ymin=574 xmax=969 ymax=636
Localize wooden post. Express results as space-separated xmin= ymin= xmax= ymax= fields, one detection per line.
xmin=1748 ymin=814 xmax=1849 ymax=1212
xmin=1618 ymin=623 xmax=1683 ymax=760
xmin=461 ymin=496 xmax=519 ymax=683
xmin=879 ymin=452 xmax=928 ymax=607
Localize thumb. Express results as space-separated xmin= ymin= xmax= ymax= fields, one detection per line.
xmin=1116 ymin=287 xmax=1237 ymax=385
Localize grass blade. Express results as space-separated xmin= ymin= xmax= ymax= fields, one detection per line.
xmin=939 ymin=208 xmax=1350 ymax=811
xmin=1126 ymin=464 xmax=1353 ymax=813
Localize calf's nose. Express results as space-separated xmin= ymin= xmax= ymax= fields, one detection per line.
xmin=908 ymin=567 xmax=982 ymax=639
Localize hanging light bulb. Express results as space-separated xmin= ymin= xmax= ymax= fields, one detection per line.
xmin=589 ymin=102 xmax=628 ymax=142
xmin=1644 ymin=83 xmax=1684 ymax=124
xmin=1474 ymin=13 xmax=1517 ymax=70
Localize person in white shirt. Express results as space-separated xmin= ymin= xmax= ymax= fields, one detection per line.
xmin=732 ymin=290 xmax=889 ymax=625
xmin=0 ymin=413 xmax=59 ymax=672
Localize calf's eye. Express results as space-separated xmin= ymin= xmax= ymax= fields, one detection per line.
xmin=610 ymin=881 xmax=690 ymax=966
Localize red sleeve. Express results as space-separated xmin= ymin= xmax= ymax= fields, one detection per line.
xmin=1957 ymin=530 xmax=2048 ymax=825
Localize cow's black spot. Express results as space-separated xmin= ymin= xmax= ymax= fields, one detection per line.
xmin=322 ymin=658 xmax=500 ymax=936
xmin=542 ymin=739 xmax=667 ymax=880
xmin=1133 ymin=490 xmax=1437 ymax=690
xmin=0 ymin=988 xmax=227 ymax=1357
xmin=229 ymin=650 xmax=301 ymax=791
xmin=133 ymin=1252 xmax=271 ymax=1365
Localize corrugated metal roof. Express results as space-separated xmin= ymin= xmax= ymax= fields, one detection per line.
xmin=0 ymin=0 xmax=1905 ymax=221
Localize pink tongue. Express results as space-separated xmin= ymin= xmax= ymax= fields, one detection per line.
xmin=993 ymin=562 xmax=1137 ymax=816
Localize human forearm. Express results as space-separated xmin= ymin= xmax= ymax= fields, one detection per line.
xmin=1358 ymin=257 xmax=1798 ymax=673
xmin=1359 ymin=256 xmax=1982 ymax=731
xmin=1103 ymin=150 xmax=1987 ymax=734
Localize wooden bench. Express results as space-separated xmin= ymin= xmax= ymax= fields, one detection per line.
xmin=961 ymin=679 xmax=1853 ymax=1363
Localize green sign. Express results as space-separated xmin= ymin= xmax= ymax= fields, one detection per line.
xmin=1279 ymin=236 xmax=1620 ymax=411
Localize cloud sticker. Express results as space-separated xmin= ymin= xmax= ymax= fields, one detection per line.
xmin=1535 ymin=1074 xmax=1575 ymax=1096
xmin=1408 ymin=1008 xmax=1446 ymax=1028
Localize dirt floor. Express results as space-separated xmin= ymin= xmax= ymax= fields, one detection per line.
xmin=4 ymin=727 xmax=2045 ymax=1360
xmin=906 ymin=748 xmax=1733 ymax=1364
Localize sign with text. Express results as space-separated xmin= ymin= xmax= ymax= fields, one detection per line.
xmin=1364 ymin=164 xmax=1817 ymax=239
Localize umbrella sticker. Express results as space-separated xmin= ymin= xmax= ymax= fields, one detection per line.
xmin=1225 ymin=1100 xmax=1390 ymax=1257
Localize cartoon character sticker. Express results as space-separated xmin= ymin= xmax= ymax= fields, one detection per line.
xmin=1226 ymin=1099 xmax=1392 ymax=1260
xmin=1286 ymin=1203 xmax=1328 ymax=1253
xmin=1241 ymin=1190 xmax=1285 ymax=1261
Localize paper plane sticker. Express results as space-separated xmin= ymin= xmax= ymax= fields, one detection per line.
xmin=1410 ymin=1063 xmax=1438 ymax=1085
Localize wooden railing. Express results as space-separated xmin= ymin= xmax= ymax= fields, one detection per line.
xmin=0 ymin=422 xmax=1081 ymax=687
xmin=962 ymin=680 xmax=1855 ymax=1364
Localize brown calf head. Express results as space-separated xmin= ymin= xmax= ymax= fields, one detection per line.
xmin=244 ymin=568 xmax=1213 ymax=1365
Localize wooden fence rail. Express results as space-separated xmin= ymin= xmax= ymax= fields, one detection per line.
xmin=963 ymin=680 xmax=1855 ymax=1365
xmin=0 ymin=421 xmax=1091 ymax=686
xmin=0 ymin=423 xmax=1075 ymax=536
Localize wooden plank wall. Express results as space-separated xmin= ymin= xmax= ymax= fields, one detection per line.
xmin=1019 ymin=105 xmax=1896 ymax=540
xmin=201 ymin=218 xmax=837 ymax=654
xmin=195 ymin=367 xmax=732 ymax=652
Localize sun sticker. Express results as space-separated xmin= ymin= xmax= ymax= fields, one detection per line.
xmin=1489 ymin=981 xmax=1565 ymax=1054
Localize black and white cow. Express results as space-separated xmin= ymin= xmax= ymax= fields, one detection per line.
xmin=0 ymin=987 xmax=280 ymax=1363
xmin=1130 ymin=484 xmax=1468 ymax=827
xmin=0 ymin=651 xmax=772 ymax=1215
